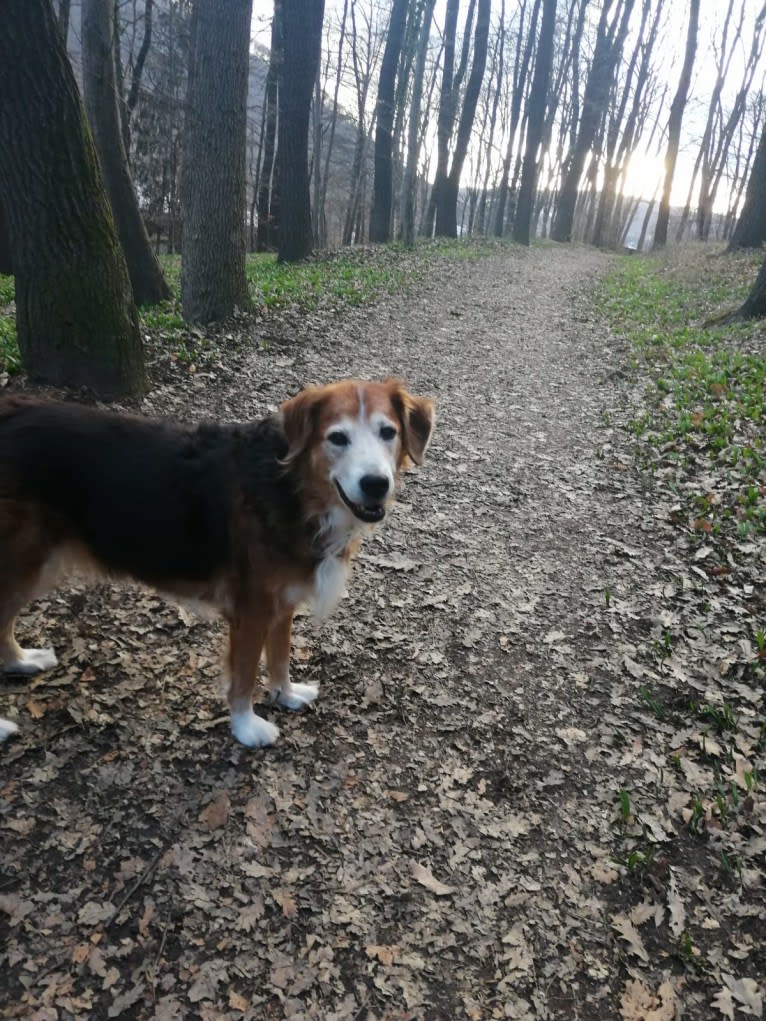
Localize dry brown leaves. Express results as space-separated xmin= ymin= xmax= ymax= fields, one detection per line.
xmin=1 ymin=245 xmax=763 ymax=1020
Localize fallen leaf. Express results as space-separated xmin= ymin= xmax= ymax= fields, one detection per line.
xmin=365 ymin=944 xmax=399 ymax=966
xmin=198 ymin=790 xmax=230 ymax=832
xmin=409 ymin=860 xmax=456 ymax=897
xmin=612 ymin=913 xmax=649 ymax=962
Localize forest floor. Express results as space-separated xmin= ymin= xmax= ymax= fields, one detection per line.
xmin=1 ymin=243 xmax=764 ymax=1021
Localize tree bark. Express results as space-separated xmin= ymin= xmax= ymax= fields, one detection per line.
xmin=513 ymin=0 xmax=557 ymax=245
xmin=256 ymin=0 xmax=282 ymax=252
xmin=401 ymin=0 xmax=436 ymax=247
xmin=493 ymin=0 xmax=543 ymax=236
xmin=124 ymin=0 xmax=155 ymax=146
xmin=653 ymin=0 xmax=700 ymax=249
xmin=551 ymin=0 xmax=636 ymax=243
xmin=319 ymin=0 xmax=349 ymax=248
xmin=82 ymin=0 xmax=171 ymax=306
xmin=181 ymin=0 xmax=253 ymax=322
xmin=422 ymin=0 xmax=461 ymax=238
xmin=435 ymin=0 xmax=491 ymax=237
xmin=277 ymin=0 xmax=325 ymax=262
xmin=0 ymin=0 xmax=144 ymax=398
xmin=369 ymin=0 xmax=409 ymax=243
xmin=727 ymin=122 xmax=766 ymax=250
xmin=717 ymin=251 xmax=766 ymax=323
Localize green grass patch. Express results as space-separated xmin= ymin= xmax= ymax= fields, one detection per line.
xmin=0 ymin=273 xmax=19 ymax=374
xmin=1 ymin=238 xmax=505 ymax=375
xmin=597 ymin=246 xmax=766 ymax=538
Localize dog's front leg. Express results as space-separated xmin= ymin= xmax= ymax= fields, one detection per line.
xmin=265 ymin=611 xmax=319 ymax=710
xmin=226 ymin=610 xmax=279 ymax=748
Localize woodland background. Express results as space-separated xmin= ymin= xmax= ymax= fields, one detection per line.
xmin=2 ymin=0 xmax=766 ymax=398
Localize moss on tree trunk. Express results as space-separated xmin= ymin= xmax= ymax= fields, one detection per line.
xmin=0 ymin=0 xmax=145 ymax=398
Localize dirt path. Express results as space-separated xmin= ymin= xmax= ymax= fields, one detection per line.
xmin=2 ymin=246 xmax=759 ymax=1020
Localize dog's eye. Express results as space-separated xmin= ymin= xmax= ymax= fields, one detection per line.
xmin=380 ymin=425 xmax=397 ymax=442
xmin=327 ymin=431 xmax=350 ymax=447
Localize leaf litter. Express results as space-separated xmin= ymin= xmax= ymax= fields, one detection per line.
xmin=1 ymin=244 xmax=763 ymax=1020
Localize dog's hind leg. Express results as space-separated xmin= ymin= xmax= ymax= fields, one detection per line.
xmin=226 ymin=607 xmax=279 ymax=748
xmin=265 ymin=611 xmax=319 ymax=710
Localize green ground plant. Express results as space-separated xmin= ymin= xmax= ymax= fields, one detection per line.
xmin=599 ymin=247 xmax=765 ymax=933
xmin=597 ymin=247 xmax=766 ymax=541
xmin=0 ymin=239 xmax=503 ymax=377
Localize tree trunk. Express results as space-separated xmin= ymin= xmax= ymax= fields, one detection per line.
xmin=277 ymin=0 xmax=324 ymax=262
xmin=82 ymin=0 xmax=171 ymax=306
xmin=728 ymin=122 xmax=766 ymax=250
xmin=422 ymin=0 xmax=461 ymax=238
xmin=513 ymin=0 xmax=557 ymax=245
xmin=124 ymin=0 xmax=155 ymax=149
xmin=493 ymin=0 xmax=543 ymax=236
xmin=720 ymin=251 xmax=766 ymax=322
xmin=475 ymin=5 xmax=505 ymax=235
xmin=319 ymin=0 xmax=349 ymax=248
xmin=551 ymin=0 xmax=636 ymax=243
xmin=435 ymin=0 xmax=491 ymax=237
xmin=369 ymin=0 xmax=409 ymax=243
xmin=653 ymin=0 xmax=700 ymax=250
xmin=0 ymin=0 xmax=144 ymax=398
xmin=181 ymin=0 xmax=253 ymax=322
xmin=401 ymin=0 xmax=436 ymax=248
xmin=256 ymin=0 xmax=282 ymax=253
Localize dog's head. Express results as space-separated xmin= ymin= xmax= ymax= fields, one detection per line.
xmin=280 ymin=378 xmax=435 ymax=525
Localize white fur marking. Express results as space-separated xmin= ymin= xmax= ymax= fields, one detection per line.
xmin=269 ymin=681 xmax=319 ymax=710
xmin=313 ymin=555 xmax=349 ymax=620
xmin=0 ymin=719 xmax=19 ymax=743
xmin=3 ymin=647 xmax=58 ymax=676
xmin=230 ymin=701 xmax=280 ymax=747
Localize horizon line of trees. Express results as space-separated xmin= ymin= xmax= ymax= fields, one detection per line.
xmin=1 ymin=0 xmax=766 ymax=399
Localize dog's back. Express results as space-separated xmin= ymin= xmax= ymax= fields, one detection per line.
xmin=0 ymin=398 xmax=235 ymax=583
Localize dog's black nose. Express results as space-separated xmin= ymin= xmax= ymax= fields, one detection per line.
xmin=359 ymin=474 xmax=390 ymax=501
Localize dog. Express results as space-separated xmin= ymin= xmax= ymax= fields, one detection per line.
xmin=0 ymin=379 xmax=434 ymax=747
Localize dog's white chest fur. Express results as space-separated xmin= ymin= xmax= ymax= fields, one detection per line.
xmin=283 ymin=555 xmax=350 ymax=620
xmin=312 ymin=555 xmax=350 ymax=620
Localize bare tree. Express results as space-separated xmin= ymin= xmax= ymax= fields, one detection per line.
xmin=474 ymin=5 xmax=506 ymax=235
xmin=181 ymin=0 xmax=253 ymax=322
xmin=493 ymin=0 xmax=542 ymax=236
xmin=718 ymin=252 xmax=766 ymax=322
xmin=653 ymin=0 xmax=700 ymax=250
xmin=422 ymin=0 xmax=466 ymax=237
xmin=81 ymin=0 xmax=171 ymax=305
xmin=513 ymin=0 xmax=556 ymax=244
xmin=278 ymin=0 xmax=325 ymax=261
xmin=591 ymin=0 xmax=664 ymax=248
xmin=318 ymin=0 xmax=350 ymax=247
xmin=123 ymin=0 xmax=156 ymax=152
xmin=256 ymin=0 xmax=282 ymax=252
xmin=433 ymin=0 xmax=491 ymax=237
xmin=551 ymin=0 xmax=637 ymax=243
xmin=0 ymin=0 xmax=144 ymax=397
xmin=343 ymin=0 xmax=381 ymax=245
xmin=369 ymin=0 xmax=409 ymax=242
xmin=401 ymin=0 xmax=437 ymax=246
xmin=728 ymin=120 xmax=766 ymax=250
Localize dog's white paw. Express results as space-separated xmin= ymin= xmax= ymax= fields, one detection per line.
xmin=269 ymin=681 xmax=319 ymax=711
xmin=3 ymin=647 xmax=58 ymax=675
xmin=0 ymin=719 xmax=19 ymax=743
xmin=230 ymin=707 xmax=280 ymax=748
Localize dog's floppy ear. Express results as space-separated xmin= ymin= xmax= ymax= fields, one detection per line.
xmin=280 ymin=385 xmax=325 ymax=463
xmin=387 ymin=379 xmax=435 ymax=466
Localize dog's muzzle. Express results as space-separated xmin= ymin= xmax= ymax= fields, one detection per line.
xmin=335 ymin=479 xmax=388 ymax=523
